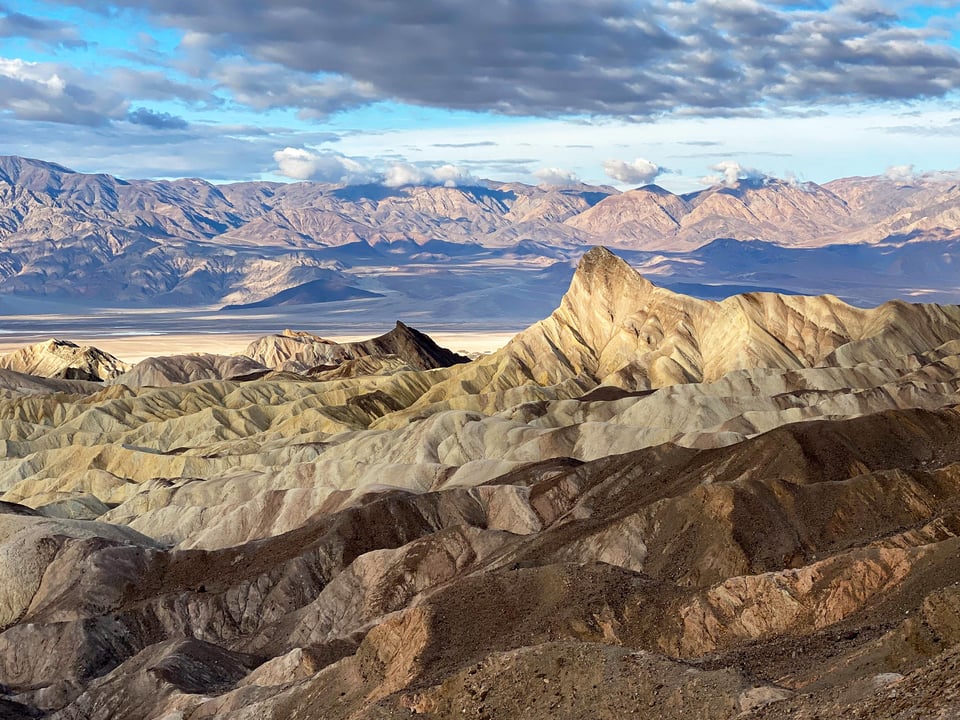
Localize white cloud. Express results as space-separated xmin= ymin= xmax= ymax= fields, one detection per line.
xmin=383 ymin=161 xmax=476 ymax=187
xmin=884 ymin=164 xmax=915 ymax=183
xmin=602 ymin=157 xmax=661 ymax=184
xmin=431 ymin=163 xmax=476 ymax=187
xmin=700 ymin=160 xmax=768 ymax=187
xmin=0 ymin=58 xmax=65 ymax=95
xmin=382 ymin=162 xmax=427 ymax=187
xmin=534 ymin=167 xmax=580 ymax=185
xmin=274 ymin=150 xmax=476 ymax=187
xmin=0 ymin=56 xmax=127 ymax=125
xmin=272 ymin=147 xmax=374 ymax=183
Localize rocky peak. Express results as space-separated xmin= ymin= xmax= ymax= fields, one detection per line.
xmin=0 ymin=155 xmax=75 ymax=187
xmin=245 ymin=322 xmax=468 ymax=374
xmin=385 ymin=320 xmax=419 ymax=340
xmin=0 ymin=338 xmax=130 ymax=381
xmin=477 ymin=246 xmax=960 ymax=395
xmin=565 ymin=246 xmax=656 ymax=312
xmin=369 ymin=321 xmax=470 ymax=370
xmin=563 ymin=189 xmax=694 ymax=249
xmin=575 ymin=245 xmax=636 ymax=276
xmin=279 ymin=328 xmax=334 ymax=344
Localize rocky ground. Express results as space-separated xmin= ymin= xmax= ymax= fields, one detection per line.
xmin=1 ymin=247 xmax=960 ymax=718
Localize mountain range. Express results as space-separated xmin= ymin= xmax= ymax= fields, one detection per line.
xmin=1 ymin=156 xmax=958 ymax=317
xmin=1 ymin=248 xmax=960 ymax=717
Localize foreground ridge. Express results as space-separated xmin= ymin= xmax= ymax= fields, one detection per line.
xmin=374 ymin=246 xmax=960 ymax=426
xmin=0 ymin=248 xmax=959 ymax=718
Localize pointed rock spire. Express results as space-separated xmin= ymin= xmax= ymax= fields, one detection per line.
xmin=572 ymin=246 xmax=653 ymax=294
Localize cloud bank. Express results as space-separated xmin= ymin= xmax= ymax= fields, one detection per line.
xmin=272 ymin=148 xmax=376 ymax=183
xmin=53 ymin=0 xmax=960 ymax=120
xmin=273 ymin=148 xmax=477 ymax=187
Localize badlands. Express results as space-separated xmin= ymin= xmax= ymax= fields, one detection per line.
xmin=1 ymin=247 xmax=960 ymax=718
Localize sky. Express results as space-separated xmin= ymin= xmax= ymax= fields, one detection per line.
xmin=1 ymin=0 xmax=960 ymax=192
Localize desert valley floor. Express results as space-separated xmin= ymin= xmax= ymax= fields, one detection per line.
xmin=1 ymin=248 xmax=960 ymax=718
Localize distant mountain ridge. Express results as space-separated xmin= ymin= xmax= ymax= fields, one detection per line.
xmin=0 ymin=155 xmax=958 ymax=308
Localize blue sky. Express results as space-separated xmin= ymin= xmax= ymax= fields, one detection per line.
xmin=1 ymin=0 xmax=960 ymax=191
